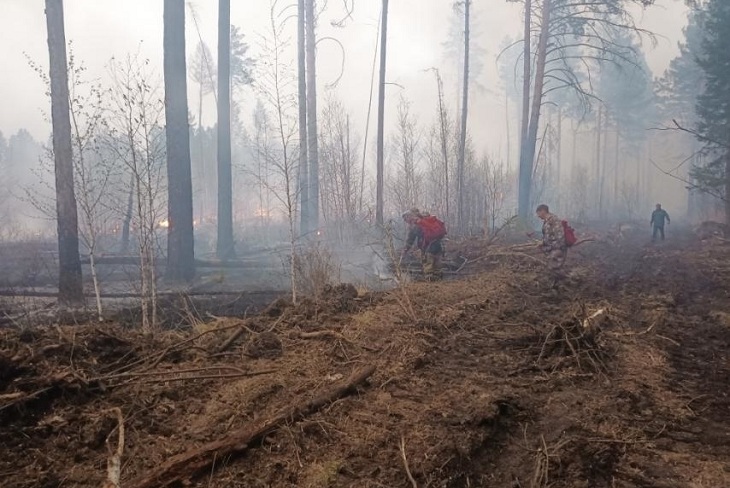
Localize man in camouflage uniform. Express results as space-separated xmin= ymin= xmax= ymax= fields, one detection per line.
xmin=536 ymin=204 xmax=567 ymax=285
xmin=402 ymin=208 xmax=444 ymax=281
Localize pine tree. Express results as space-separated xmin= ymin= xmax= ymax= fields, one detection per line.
xmin=164 ymin=0 xmax=195 ymax=282
xmin=694 ymin=0 xmax=730 ymax=226
xmin=696 ymin=0 xmax=730 ymax=148
xmin=45 ymin=0 xmax=84 ymax=305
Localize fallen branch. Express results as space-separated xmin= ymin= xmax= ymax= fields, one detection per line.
xmin=94 ymin=366 xmax=274 ymax=384
xmin=129 ymin=364 xmax=376 ymax=488
xmin=216 ymin=315 xmax=285 ymax=353
xmin=0 ymin=387 xmax=53 ymax=412
xmin=130 ymin=371 xmax=276 ymax=385
xmin=291 ymin=330 xmax=348 ymax=341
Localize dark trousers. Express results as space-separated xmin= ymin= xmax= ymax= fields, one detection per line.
xmin=652 ymin=226 xmax=665 ymax=241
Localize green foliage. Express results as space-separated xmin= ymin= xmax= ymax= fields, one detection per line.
xmin=656 ymin=7 xmax=705 ymax=125
xmin=695 ymin=0 xmax=730 ymax=148
xmin=685 ymin=0 xmax=730 ymax=196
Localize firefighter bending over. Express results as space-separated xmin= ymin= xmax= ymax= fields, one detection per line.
xmin=401 ymin=208 xmax=447 ymax=281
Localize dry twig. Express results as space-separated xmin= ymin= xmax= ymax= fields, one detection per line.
xmin=399 ymin=436 xmax=418 ymax=488
xmin=101 ymin=407 xmax=124 ymax=488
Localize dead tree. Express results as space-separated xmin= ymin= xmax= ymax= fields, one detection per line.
xmin=520 ymin=0 xmax=552 ymax=218
xmin=216 ymin=0 xmax=235 ymax=260
xmin=107 ymin=55 xmax=167 ymax=332
xmin=516 ymin=0 xmax=656 ymax=219
xmin=164 ymin=0 xmax=195 ymax=282
xmin=320 ymin=95 xmax=359 ymax=229
xmin=255 ymin=3 xmax=301 ymax=303
xmin=45 ymin=0 xmax=83 ymax=306
xmin=456 ymin=0 xmax=471 ymax=234
xmin=189 ymin=41 xmax=215 ymax=220
xmin=391 ymin=96 xmax=422 ymax=212
xmin=376 ymin=0 xmax=389 ymax=226
xmin=431 ymin=68 xmax=452 ymax=222
xmin=305 ymin=0 xmax=320 ymax=232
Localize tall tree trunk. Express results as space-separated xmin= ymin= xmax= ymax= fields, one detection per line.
xmin=298 ymin=0 xmax=309 ymax=235
xmin=571 ymin=121 xmax=578 ymax=170
xmin=599 ymin=108 xmax=608 ymax=219
xmin=457 ymin=0 xmax=470 ymax=234
xmin=45 ymin=0 xmax=83 ymax=306
xmin=556 ymin=107 xmax=562 ymax=200
xmin=375 ymin=0 xmax=389 ymax=226
xmin=505 ymin=91 xmax=511 ymax=185
xmin=613 ymin=123 xmax=620 ymax=210
xmin=164 ymin=0 xmax=195 ymax=282
xmin=595 ymin=105 xmax=602 ymax=219
xmin=724 ymin=150 xmax=730 ymax=230
xmin=517 ymin=0 xmax=532 ymax=219
xmin=435 ymin=70 xmax=450 ymax=221
xmin=216 ymin=0 xmax=234 ymax=259
xmin=305 ymin=0 xmax=319 ymax=232
xmin=520 ymin=0 xmax=552 ymax=217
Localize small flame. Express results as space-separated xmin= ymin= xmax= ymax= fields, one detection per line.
xmin=159 ymin=219 xmax=169 ymax=229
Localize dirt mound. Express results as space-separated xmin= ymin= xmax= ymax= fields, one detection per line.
xmin=1 ymin=230 xmax=729 ymax=487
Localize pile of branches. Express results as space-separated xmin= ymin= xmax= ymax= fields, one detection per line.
xmin=537 ymin=308 xmax=612 ymax=374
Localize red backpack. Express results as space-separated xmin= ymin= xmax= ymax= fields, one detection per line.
xmin=562 ymin=220 xmax=577 ymax=247
xmin=418 ymin=216 xmax=447 ymax=245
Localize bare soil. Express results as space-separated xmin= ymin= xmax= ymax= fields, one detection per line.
xmin=1 ymin=226 xmax=729 ymax=487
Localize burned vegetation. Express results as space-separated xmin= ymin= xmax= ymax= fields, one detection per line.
xmin=1 ymin=227 xmax=729 ymax=487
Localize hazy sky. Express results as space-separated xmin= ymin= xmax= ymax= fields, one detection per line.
xmin=0 ymin=0 xmax=690 ymax=158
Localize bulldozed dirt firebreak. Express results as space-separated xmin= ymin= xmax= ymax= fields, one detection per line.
xmin=1 ymin=226 xmax=729 ymax=487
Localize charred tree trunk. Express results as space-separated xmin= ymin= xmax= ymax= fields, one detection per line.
xmin=305 ymin=0 xmax=319 ymax=232
xmin=517 ymin=0 xmax=532 ymax=219
xmin=376 ymin=0 xmax=389 ymax=226
xmin=298 ymin=0 xmax=309 ymax=235
xmin=164 ymin=0 xmax=195 ymax=282
xmin=457 ymin=0 xmax=470 ymax=234
xmin=520 ymin=0 xmax=552 ymax=217
xmin=45 ymin=0 xmax=83 ymax=306
xmin=216 ymin=0 xmax=235 ymax=260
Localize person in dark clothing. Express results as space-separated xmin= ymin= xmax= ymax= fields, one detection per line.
xmin=402 ymin=208 xmax=444 ymax=280
xmin=650 ymin=204 xmax=671 ymax=241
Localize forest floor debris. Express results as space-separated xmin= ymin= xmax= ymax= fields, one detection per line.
xmin=1 ymin=226 xmax=729 ymax=487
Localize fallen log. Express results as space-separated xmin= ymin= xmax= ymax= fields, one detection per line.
xmin=129 ymin=364 xmax=376 ymax=488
